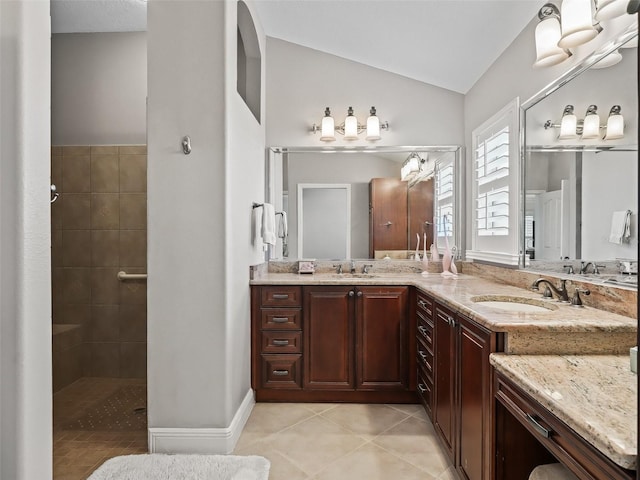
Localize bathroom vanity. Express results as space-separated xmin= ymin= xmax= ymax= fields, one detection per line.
xmin=250 ymin=266 xmax=636 ymax=480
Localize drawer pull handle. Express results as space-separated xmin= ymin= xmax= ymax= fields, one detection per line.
xmin=272 ymin=317 xmax=289 ymax=323
xmin=418 ymin=350 xmax=428 ymax=361
xmin=417 ymin=383 xmax=427 ymax=394
xmin=272 ymin=294 xmax=290 ymax=300
xmin=272 ymin=340 xmax=290 ymax=346
xmin=418 ymin=300 xmax=427 ymax=308
xmin=418 ymin=326 xmax=428 ymax=337
xmin=526 ymin=414 xmax=552 ymax=438
xmin=272 ymin=370 xmax=289 ymax=376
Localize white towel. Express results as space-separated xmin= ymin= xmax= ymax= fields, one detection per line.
xmin=262 ymin=203 xmax=277 ymax=246
xmin=278 ymin=211 xmax=288 ymax=239
xmin=609 ymin=210 xmax=631 ymax=244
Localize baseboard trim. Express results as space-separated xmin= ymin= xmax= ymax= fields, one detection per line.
xmin=148 ymin=388 xmax=255 ymax=454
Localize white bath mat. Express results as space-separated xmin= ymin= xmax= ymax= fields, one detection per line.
xmin=88 ymin=454 xmax=270 ymax=480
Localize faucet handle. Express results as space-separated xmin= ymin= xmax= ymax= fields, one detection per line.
xmin=563 ymin=265 xmax=574 ymax=274
xmin=594 ymin=265 xmax=605 ymax=275
xmin=571 ymin=288 xmax=590 ymax=307
xmin=333 ymin=264 xmax=343 ymax=274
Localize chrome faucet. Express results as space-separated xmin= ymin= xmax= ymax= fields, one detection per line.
xmin=362 ymin=264 xmax=373 ymax=274
xmin=334 ymin=264 xmax=343 ymax=274
xmin=350 ymin=260 xmax=356 ymax=274
xmin=579 ymin=261 xmax=593 ymax=274
xmin=531 ymin=278 xmax=569 ymax=302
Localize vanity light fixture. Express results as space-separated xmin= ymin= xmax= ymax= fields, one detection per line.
xmin=558 ymin=0 xmax=600 ymax=49
xmin=533 ymin=3 xmax=572 ymax=68
xmin=604 ymin=105 xmax=624 ymax=139
xmin=591 ymin=48 xmax=623 ymax=68
xmin=400 ymin=152 xmax=425 ymax=181
xmin=595 ymin=0 xmax=630 ymax=20
xmin=544 ymin=104 xmax=624 ymax=140
xmin=311 ymin=106 xmax=389 ymax=142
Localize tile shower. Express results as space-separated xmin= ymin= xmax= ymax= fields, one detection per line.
xmin=51 ymin=145 xmax=147 ymax=392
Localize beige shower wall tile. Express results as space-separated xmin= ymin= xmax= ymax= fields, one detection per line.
xmin=119 ymin=155 xmax=147 ymax=193
xmin=91 ymin=230 xmax=120 ymax=267
xmin=51 ymin=153 xmax=63 ymax=193
xmin=91 ymin=146 xmax=119 ymax=155
xmin=63 ymin=155 xmax=91 ymax=193
xmin=119 ymin=268 xmax=147 ymax=306
xmin=63 ymin=267 xmax=91 ymax=304
xmin=91 ymin=155 xmax=120 ymax=193
xmin=62 ymin=230 xmax=92 ymax=267
xmin=120 ymin=194 xmax=146 ymax=229
xmin=119 ymin=145 xmax=147 ymax=155
xmin=62 ymin=146 xmax=90 ymax=156
xmin=92 ymin=305 xmax=120 ymax=342
xmin=62 ymin=193 xmax=91 ymax=229
xmin=119 ymin=304 xmax=147 ymax=342
xmin=120 ymin=343 xmax=146 ymax=378
xmin=119 ymin=231 xmax=146 ymax=267
xmin=91 ymin=267 xmax=120 ymax=305
xmin=92 ymin=193 xmax=120 ymax=229
xmin=51 ymin=146 xmax=63 ymax=156
xmin=90 ymin=343 xmax=120 ymax=377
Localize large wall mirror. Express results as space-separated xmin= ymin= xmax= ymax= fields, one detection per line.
xmin=521 ymin=27 xmax=637 ymax=287
xmin=266 ymin=146 xmax=462 ymax=260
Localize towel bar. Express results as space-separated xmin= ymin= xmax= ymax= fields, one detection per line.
xmin=117 ymin=271 xmax=148 ymax=281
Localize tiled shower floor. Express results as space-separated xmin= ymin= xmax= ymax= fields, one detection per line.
xmin=53 ymin=377 xmax=148 ymax=480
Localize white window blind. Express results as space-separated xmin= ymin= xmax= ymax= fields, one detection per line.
xmin=435 ymin=161 xmax=454 ymax=240
xmin=475 ymin=125 xmax=510 ymax=237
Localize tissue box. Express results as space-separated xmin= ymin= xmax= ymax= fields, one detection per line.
xmin=631 ymin=347 xmax=637 ymax=374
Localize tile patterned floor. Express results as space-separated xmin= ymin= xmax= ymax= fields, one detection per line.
xmin=234 ymin=402 xmax=457 ymax=480
xmin=53 ymin=378 xmax=148 ymax=480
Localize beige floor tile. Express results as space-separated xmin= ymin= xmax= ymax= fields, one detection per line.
xmin=373 ymin=417 xmax=450 ymax=475
xmin=311 ymin=443 xmax=436 ymax=480
xmin=301 ymin=403 xmax=340 ymax=414
xmin=235 ymin=403 xmax=316 ymax=449
xmin=266 ymin=415 xmax=368 ymax=475
xmin=385 ymin=403 xmax=424 ymax=416
xmin=437 ymin=465 xmax=459 ymax=479
xmin=234 ymin=440 xmax=309 ymax=480
xmin=320 ymin=403 xmax=410 ymax=439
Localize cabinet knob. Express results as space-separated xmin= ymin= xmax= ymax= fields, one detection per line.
xmin=418 ymin=350 xmax=427 ymax=361
xmin=418 ymin=300 xmax=427 ymax=308
xmin=349 ymin=290 xmax=355 ymax=297
xmin=447 ymin=316 xmax=456 ymax=327
xmin=417 ymin=383 xmax=427 ymax=394
xmin=418 ymin=326 xmax=428 ymax=337
xmin=357 ymin=291 xmax=363 ymax=297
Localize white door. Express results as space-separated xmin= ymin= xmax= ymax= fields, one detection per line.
xmin=537 ymin=181 xmax=571 ymax=260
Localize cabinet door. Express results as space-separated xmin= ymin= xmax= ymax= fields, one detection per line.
xmin=369 ymin=178 xmax=408 ymax=257
xmin=303 ymin=286 xmax=355 ymax=390
xmin=356 ymin=286 xmax=409 ymax=391
xmin=433 ymin=303 xmax=457 ymax=462
xmin=458 ymin=316 xmax=493 ymax=480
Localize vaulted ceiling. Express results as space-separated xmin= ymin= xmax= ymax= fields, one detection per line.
xmin=51 ymin=0 xmax=543 ymax=94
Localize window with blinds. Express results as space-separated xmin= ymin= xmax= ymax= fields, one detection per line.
xmin=435 ymin=160 xmax=454 ymax=240
xmin=475 ymin=125 xmax=510 ymax=236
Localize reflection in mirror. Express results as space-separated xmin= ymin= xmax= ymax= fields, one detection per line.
xmin=522 ymin=30 xmax=637 ymax=286
xmin=266 ymin=146 xmax=462 ymax=261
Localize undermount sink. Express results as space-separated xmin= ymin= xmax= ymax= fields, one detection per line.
xmin=330 ymin=273 xmax=379 ymax=279
xmin=470 ymin=295 xmax=558 ymax=313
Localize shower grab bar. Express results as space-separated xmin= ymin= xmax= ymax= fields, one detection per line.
xmin=117 ymin=271 xmax=148 ymax=281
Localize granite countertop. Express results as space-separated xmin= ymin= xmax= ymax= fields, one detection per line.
xmin=251 ymin=272 xmax=637 ymax=336
xmin=490 ymin=353 xmax=637 ymax=471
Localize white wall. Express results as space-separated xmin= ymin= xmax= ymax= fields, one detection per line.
xmin=266 ymin=37 xmax=465 ymax=147
xmin=52 ymin=32 xmax=147 ymax=145
xmin=0 ymin=1 xmax=52 ymax=478
xmin=147 ymin=0 xmax=264 ymax=451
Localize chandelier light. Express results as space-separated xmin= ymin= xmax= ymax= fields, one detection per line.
xmin=311 ymin=106 xmax=389 ymax=142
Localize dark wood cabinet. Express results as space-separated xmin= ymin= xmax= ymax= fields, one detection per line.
xmin=433 ymin=302 xmax=457 ymax=462
xmin=252 ymin=284 xmax=415 ymax=403
xmin=369 ymin=178 xmax=408 ymax=257
xmin=415 ymin=290 xmax=434 ymax=418
xmin=431 ymin=300 xmax=501 ymax=480
xmin=408 ymin=177 xmax=434 ymax=247
xmin=356 ymin=286 xmax=409 ymax=391
xmin=303 ymin=286 xmax=355 ymax=390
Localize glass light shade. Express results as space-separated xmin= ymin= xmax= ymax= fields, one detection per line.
xmin=558 ymin=0 xmax=599 ymax=49
xmin=581 ymin=112 xmax=601 ymax=139
xmin=400 ymin=154 xmax=420 ymax=181
xmin=595 ymin=0 xmax=628 ymax=21
xmin=559 ymin=114 xmax=578 ymax=139
xmin=533 ymin=16 xmax=570 ymax=68
xmin=320 ymin=115 xmax=335 ymax=142
xmin=343 ymin=109 xmax=358 ymax=140
xmin=366 ymin=114 xmax=381 ymax=141
xmin=591 ymin=49 xmax=623 ymax=69
xmin=605 ymin=112 xmax=624 ymax=140
xmin=621 ymin=36 xmax=638 ymax=49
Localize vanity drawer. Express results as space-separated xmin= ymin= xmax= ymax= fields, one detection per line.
xmin=417 ymin=336 xmax=433 ymax=375
xmin=416 ymin=291 xmax=433 ymax=317
xmin=417 ymin=365 xmax=433 ymax=417
xmin=261 ymin=308 xmax=302 ymax=330
xmin=416 ymin=312 xmax=433 ymax=349
xmin=495 ymin=372 xmax=635 ymax=480
xmin=261 ymin=331 xmax=302 ymax=354
xmin=261 ymin=354 xmax=302 ymax=389
xmin=260 ymin=286 xmax=302 ymax=307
